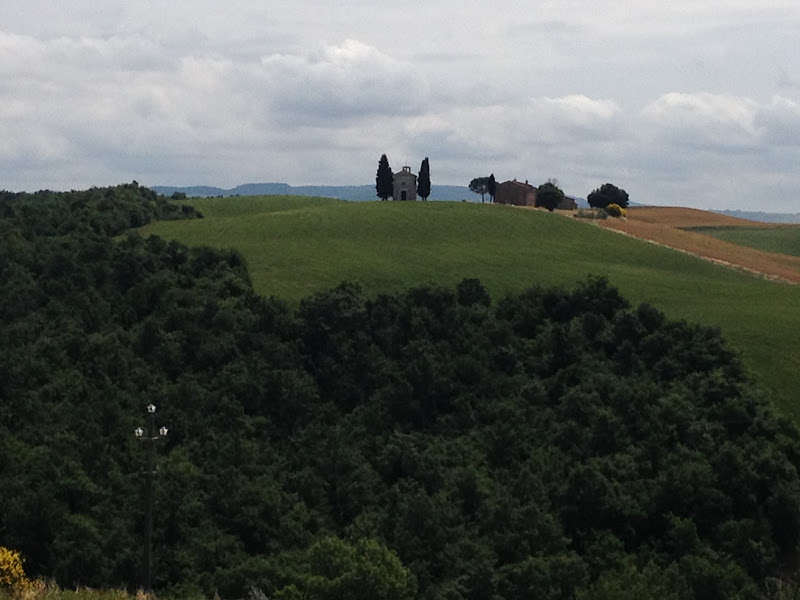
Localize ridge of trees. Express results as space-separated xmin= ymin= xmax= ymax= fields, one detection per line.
xmin=1 ymin=185 xmax=799 ymax=600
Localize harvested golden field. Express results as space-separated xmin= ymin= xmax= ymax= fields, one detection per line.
xmin=609 ymin=206 xmax=788 ymax=228
xmin=595 ymin=206 xmax=800 ymax=283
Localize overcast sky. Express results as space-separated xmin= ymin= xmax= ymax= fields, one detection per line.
xmin=2 ymin=1 xmax=800 ymax=211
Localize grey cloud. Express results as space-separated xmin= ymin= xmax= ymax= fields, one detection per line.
xmin=411 ymin=51 xmax=485 ymax=64
xmin=754 ymin=96 xmax=800 ymax=146
xmin=503 ymin=19 xmax=585 ymax=36
xmin=618 ymin=92 xmax=800 ymax=208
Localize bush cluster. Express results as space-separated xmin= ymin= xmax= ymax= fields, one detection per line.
xmin=574 ymin=208 xmax=608 ymax=220
xmin=605 ymin=203 xmax=627 ymax=218
xmin=0 ymin=547 xmax=32 ymax=593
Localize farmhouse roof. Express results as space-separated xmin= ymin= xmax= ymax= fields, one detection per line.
xmin=501 ymin=179 xmax=536 ymax=189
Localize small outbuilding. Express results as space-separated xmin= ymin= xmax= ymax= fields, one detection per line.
xmin=560 ymin=196 xmax=579 ymax=210
xmin=393 ymin=166 xmax=417 ymax=201
xmin=495 ymin=180 xmax=537 ymax=207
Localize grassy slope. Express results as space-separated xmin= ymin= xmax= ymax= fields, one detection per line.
xmin=690 ymin=226 xmax=800 ymax=257
xmin=141 ymin=196 xmax=800 ymax=420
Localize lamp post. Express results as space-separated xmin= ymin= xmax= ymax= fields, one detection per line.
xmin=135 ymin=403 xmax=168 ymax=592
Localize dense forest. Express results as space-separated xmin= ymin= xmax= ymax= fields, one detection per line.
xmin=2 ymin=184 xmax=800 ymax=600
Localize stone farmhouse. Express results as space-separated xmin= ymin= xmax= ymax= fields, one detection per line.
xmin=393 ymin=166 xmax=417 ymax=201
xmin=495 ymin=180 xmax=537 ymax=206
xmin=495 ymin=179 xmax=578 ymax=210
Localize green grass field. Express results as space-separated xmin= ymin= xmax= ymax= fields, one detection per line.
xmin=140 ymin=196 xmax=800 ymax=421
xmin=689 ymin=225 xmax=800 ymax=257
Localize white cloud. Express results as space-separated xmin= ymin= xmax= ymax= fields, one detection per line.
xmin=528 ymin=96 xmax=621 ymax=142
xmin=639 ymin=92 xmax=760 ymax=150
xmin=404 ymin=94 xmax=620 ymax=154
xmin=260 ymin=39 xmax=429 ymax=124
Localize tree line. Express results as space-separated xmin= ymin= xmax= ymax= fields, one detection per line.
xmin=374 ymin=157 xmax=629 ymax=210
xmin=1 ymin=185 xmax=799 ymax=599
xmin=469 ymin=176 xmax=630 ymax=211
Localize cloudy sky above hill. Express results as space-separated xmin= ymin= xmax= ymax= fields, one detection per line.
xmin=2 ymin=1 xmax=800 ymax=211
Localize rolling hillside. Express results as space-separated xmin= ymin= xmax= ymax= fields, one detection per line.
xmin=140 ymin=197 xmax=800 ymax=420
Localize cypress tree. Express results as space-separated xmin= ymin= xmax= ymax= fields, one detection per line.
xmin=487 ymin=173 xmax=496 ymax=203
xmin=417 ymin=157 xmax=431 ymax=201
xmin=376 ymin=154 xmax=394 ymax=201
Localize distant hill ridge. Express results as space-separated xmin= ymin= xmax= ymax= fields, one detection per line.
xmin=711 ymin=209 xmax=800 ymax=224
xmin=152 ymin=183 xmax=800 ymax=223
xmin=153 ymin=182 xmax=593 ymax=207
xmin=152 ymin=182 xmax=476 ymax=202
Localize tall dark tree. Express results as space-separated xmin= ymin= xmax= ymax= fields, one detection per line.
xmin=469 ymin=176 xmax=490 ymax=203
xmin=376 ymin=154 xmax=394 ymax=201
xmin=417 ymin=157 xmax=431 ymax=201
xmin=487 ymin=173 xmax=497 ymax=203
xmin=536 ymin=180 xmax=566 ymax=211
xmin=588 ymin=182 xmax=629 ymax=209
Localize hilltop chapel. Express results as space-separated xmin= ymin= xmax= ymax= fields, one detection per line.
xmin=393 ymin=166 xmax=417 ymax=201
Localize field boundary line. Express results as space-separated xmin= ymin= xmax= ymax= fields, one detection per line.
xmin=598 ymin=224 xmax=799 ymax=285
